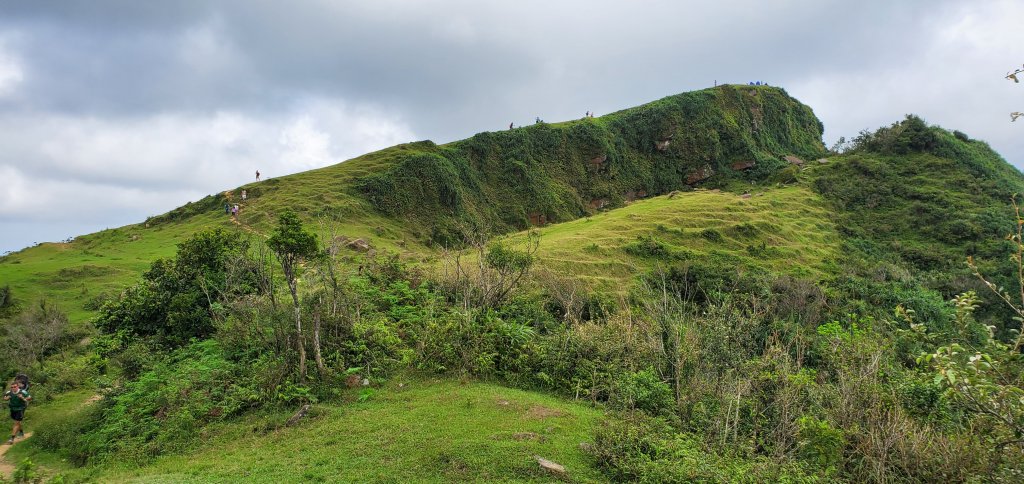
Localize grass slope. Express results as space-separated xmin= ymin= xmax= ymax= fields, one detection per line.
xmin=9 ymin=379 xmax=603 ymax=483
xmin=504 ymin=185 xmax=840 ymax=292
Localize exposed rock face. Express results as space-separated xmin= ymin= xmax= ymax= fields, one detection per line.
xmin=730 ymin=160 xmax=756 ymax=171
xmin=785 ymin=155 xmax=805 ymax=166
xmin=623 ymin=190 xmax=648 ymax=202
xmin=686 ymin=164 xmax=715 ymax=184
xmin=529 ymin=212 xmax=548 ymax=226
xmin=588 ymin=198 xmax=610 ymax=210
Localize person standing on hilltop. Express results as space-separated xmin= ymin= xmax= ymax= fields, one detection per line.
xmin=241 ymin=189 xmax=247 ymax=201
xmin=256 ymin=170 xmax=261 ymax=181
xmin=4 ymin=380 xmax=31 ymax=444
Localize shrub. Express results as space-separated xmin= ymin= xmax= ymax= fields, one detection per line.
xmin=796 ymin=416 xmax=844 ymax=471
xmin=610 ymin=368 xmax=675 ymax=419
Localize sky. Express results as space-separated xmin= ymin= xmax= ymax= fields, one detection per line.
xmin=1 ymin=0 xmax=1023 ymax=254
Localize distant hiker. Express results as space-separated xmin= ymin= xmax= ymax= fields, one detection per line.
xmin=509 ymin=122 xmax=514 ymax=130
xmin=232 ymin=204 xmax=239 ymax=218
xmin=224 ymin=203 xmax=230 ymax=214
xmin=4 ymin=380 xmax=31 ymax=444
xmin=756 ymin=81 xmax=761 ymax=86
xmin=585 ymin=111 xmax=589 ymax=117
xmin=256 ymin=170 xmax=261 ymax=181
xmin=241 ymin=189 xmax=247 ymax=201
xmin=535 ymin=117 xmax=541 ymax=124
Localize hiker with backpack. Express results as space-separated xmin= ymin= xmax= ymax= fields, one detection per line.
xmin=4 ymin=378 xmax=31 ymax=444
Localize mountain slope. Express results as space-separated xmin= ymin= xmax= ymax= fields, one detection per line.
xmin=0 ymin=84 xmax=825 ymax=321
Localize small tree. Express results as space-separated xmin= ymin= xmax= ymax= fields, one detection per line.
xmin=5 ymin=300 xmax=69 ymax=370
xmin=267 ymin=211 xmax=319 ymax=380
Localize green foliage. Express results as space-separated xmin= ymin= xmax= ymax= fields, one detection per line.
xmin=610 ymin=368 xmax=676 ymax=418
xmin=624 ymin=234 xmax=670 ymax=258
xmin=590 ymin=413 xmax=816 ymax=482
xmin=95 ymin=228 xmax=260 ymax=346
xmin=266 ymin=211 xmax=319 ymax=265
xmin=357 ymin=86 xmax=824 ymax=245
xmin=66 ymin=340 xmax=266 ymax=464
xmin=12 ymin=458 xmax=39 ymax=483
xmin=796 ymin=416 xmax=844 ymax=471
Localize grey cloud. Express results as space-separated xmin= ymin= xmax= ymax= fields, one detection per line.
xmin=0 ymin=0 xmax=1021 ymax=253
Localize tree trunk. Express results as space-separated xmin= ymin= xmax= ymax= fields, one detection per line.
xmin=313 ymin=303 xmax=325 ymax=375
xmin=288 ymin=277 xmax=306 ymax=381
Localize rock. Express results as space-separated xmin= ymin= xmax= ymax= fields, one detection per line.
xmin=528 ymin=212 xmax=548 ymax=226
xmin=730 ymin=160 xmax=756 ymax=171
xmin=817 ymin=158 xmax=829 ymax=164
xmin=361 ymin=378 xmax=370 ymax=386
xmin=587 ymin=154 xmax=607 ymax=169
xmin=535 ymin=456 xmax=566 ymax=475
xmin=784 ymin=155 xmax=805 ymax=166
xmin=285 ymin=404 xmax=311 ymax=427
xmin=655 ymin=139 xmax=671 ymax=151
xmin=347 ymin=238 xmax=372 ymax=252
xmin=588 ymin=198 xmax=610 ymax=210
xmin=741 ymin=192 xmax=752 ymax=199
xmin=686 ymin=164 xmax=715 ymax=185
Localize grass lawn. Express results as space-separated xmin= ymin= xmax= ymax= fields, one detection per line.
xmin=18 ymin=378 xmax=604 ymax=483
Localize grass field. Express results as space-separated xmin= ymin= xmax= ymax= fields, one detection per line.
xmin=499 ymin=185 xmax=841 ymax=293
xmin=6 ymin=379 xmax=604 ymax=483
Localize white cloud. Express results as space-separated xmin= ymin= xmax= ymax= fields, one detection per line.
xmin=0 ymin=38 xmax=24 ymax=97
xmin=0 ymin=98 xmax=416 ymax=251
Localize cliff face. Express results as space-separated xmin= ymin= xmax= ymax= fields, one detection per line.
xmin=356 ymin=85 xmax=826 ymax=244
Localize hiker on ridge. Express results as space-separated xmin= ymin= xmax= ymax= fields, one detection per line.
xmin=256 ymin=170 xmax=261 ymax=181
xmin=241 ymin=189 xmax=247 ymax=201
xmin=4 ymin=380 xmax=31 ymax=444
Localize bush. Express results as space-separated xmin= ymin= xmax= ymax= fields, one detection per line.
xmin=610 ymin=368 xmax=675 ymax=419
xmin=796 ymin=416 xmax=844 ymax=472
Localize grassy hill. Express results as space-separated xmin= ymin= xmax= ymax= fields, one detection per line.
xmin=0 ymin=84 xmax=825 ymax=322
xmin=6 ymin=90 xmax=1024 ymax=482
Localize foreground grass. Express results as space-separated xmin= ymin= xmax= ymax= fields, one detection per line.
xmin=18 ymin=379 xmax=603 ymax=483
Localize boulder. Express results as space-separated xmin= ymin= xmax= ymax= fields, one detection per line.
xmin=347 ymin=238 xmax=372 ymax=252
xmin=655 ymin=139 xmax=671 ymax=151
xmin=588 ymin=198 xmax=610 ymax=210
xmin=784 ymin=155 xmax=805 ymax=166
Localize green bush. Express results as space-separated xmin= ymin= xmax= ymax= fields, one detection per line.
xmin=796 ymin=416 xmax=844 ymax=471
xmin=610 ymin=368 xmax=675 ymax=419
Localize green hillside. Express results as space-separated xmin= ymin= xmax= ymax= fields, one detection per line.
xmin=5 ymin=89 xmax=1024 ymax=482
xmin=0 ymin=84 xmax=824 ymax=322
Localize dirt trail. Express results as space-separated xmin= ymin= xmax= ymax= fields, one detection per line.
xmin=222 ymin=190 xmax=265 ymax=237
xmin=0 ymin=432 xmax=33 ymax=477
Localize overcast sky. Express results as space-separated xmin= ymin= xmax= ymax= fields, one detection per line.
xmin=1 ymin=0 xmax=1023 ymax=254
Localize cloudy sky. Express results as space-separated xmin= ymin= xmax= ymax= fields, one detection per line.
xmin=1 ymin=0 xmax=1023 ymax=253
